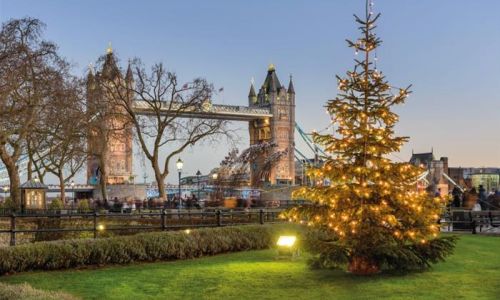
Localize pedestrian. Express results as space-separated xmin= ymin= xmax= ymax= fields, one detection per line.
xmin=451 ymin=186 xmax=462 ymax=208
xmin=478 ymin=185 xmax=487 ymax=210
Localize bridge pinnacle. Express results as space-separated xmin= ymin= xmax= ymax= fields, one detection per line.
xmin=288 ymin=74 xmax=295 ymax=94
xmin=106 ymin=42 xmax=113 ymax=54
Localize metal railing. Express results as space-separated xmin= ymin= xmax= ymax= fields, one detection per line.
xmin=0 ymin=208 xmax=286 ymax=246
xmin=441 ymin=209 xmax=500 ymax=234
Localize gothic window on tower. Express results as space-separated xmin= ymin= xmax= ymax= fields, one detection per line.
xmin=278 ymin=128 xmax=288 ymax=140
xmin=278 ymin=108 xmax=288 ymax=120
xmin=258 ymin=128 xmax=271 ymax=140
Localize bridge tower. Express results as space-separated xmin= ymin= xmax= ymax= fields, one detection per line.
xmin=86 ymin=47 xmax=134 ymax=185
xmin=248 ymin=64 xmax=295 ymax=186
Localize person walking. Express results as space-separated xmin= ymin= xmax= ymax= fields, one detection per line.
xmin=478 ymin=185 xmax=487 ymax=210
xmin=451 ymin=186 xmax=462 ymax=207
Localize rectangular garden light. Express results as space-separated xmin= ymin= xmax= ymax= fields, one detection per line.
xmin=276 ymin=235 xmax=299 ymax=259
xmin=277 ymin=236 xmax=296 ymax=247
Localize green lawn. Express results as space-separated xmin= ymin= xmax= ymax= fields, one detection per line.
xmin=0 ymin=234 xmax=499 ymax=300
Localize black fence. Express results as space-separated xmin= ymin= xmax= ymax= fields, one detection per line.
xmin=2 ymin=206 xmax=498 ymax=247
xmin=442 ymin=209 xmax=500 ymax=234
xmin=0 ymin=208 xmax=286 ymax=246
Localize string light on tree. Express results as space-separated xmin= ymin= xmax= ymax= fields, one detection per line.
xmin=284 ymin=0 xmax=456 ymax=275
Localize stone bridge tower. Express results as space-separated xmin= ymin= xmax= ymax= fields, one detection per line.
xmin=86 ymin=47 xmax=134 ymax=186
xmin=248 ymin=64 xmax=295 ymax=186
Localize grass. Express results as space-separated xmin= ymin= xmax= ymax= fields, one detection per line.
xmin=0 ymin=282 xmax=77 ymax=300
xmin=0 ymin=234 xmax=499 ymax=300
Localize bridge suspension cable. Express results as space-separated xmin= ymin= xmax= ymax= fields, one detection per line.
xmin=294 ymin=122 xmax=329 ymax=158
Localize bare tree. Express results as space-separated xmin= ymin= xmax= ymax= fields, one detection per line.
xmin=215 ymin=142 xmax=288 ymax=188
xmin=103 ymin=59 xmax=233 ymax=200
xmin=0 ymin=18 xmax=67 ymax=207
xmin=36 ymin=77 xmax=86 ymax=202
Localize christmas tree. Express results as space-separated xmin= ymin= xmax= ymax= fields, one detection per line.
xmin=287 ymin=1 xmax=456 ymax=274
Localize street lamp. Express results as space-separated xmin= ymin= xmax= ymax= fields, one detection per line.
xmin=70 ymin=180 xmax=75 ymax=210
xmin=2 ymin=186 xmax=8 ymax=200
xmin=176 ymin=158 xmax=183 ymax=209
xmin=196 ymin=170 xmax=202 ymax=202
xmin=212 ymin=173 xmax=219 ymax=201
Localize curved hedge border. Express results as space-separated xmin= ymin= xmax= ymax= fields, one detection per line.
xmin=0 ymin=225 xmax=293 ymax=275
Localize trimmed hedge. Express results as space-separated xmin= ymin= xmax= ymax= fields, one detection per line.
xmin=0 ymin=225 xmax=292 ymax=275
xmin=0 ymin=282 xmax=77 ymax=300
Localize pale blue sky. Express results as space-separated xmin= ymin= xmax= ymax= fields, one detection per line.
xmin=1 ymin=0 xmax=499 ymax=184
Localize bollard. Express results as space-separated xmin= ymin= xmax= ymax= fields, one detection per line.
xmin=93 ymin=212 xmax=98 ymax=239
xmin=259 ymin=209 xmax=264 ymax=225
xmin=216 ymin=210 xmax=222 ymax=226
xmin=10 ymin=213 xmax=16 ymax=246
xmin=161 ymin=209 xmax=166 ymax=231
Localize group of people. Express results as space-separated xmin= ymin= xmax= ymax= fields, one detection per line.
xmin=88 ymin=194 xmax=202 ymax=211
xmin=450 ymin=185 xmax=499 ymax=210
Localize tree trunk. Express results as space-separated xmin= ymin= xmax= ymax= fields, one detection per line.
xmin=3 ymin=158 xmax=21 ymax=209
xmin=58 ymin=171 xmax=66 ymax=203
xmin=27 ymin=158 xmax=33 ymax=180
xmin=99 ymin=154 xmax=109 ymax=200
xmin=348 ymin=256 xmax=380 ymax=275
xmin=153 ymin=163 xmax=166 ymax=200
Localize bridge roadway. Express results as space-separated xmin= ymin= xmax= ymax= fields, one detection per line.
xmin=132 ymin=100 xmax=272 ymax=121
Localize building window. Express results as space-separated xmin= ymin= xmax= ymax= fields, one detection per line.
xmin=258 ymin=128 xmax=271 ymax=140
xmin=279 ymin=108 xmax=288 ymax=120
xmin=278 ymin=128 xmax=288 ymax=140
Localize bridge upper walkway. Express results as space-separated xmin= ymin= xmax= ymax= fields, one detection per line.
xmin=132 ymin=101 xmax=272 ymax=121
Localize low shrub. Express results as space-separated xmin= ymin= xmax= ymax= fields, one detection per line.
xmin=0 ymin=197 xmax=16 ymax=211
xmin=0 ymin=282 xmax=77 ymax=300
xmin=0 ymin=224 xmax=296 ymax=275
xmin=48 ymin=199 xmax=64 ymax=210
xmin=76 ymin=200 xmax=90 ymax=213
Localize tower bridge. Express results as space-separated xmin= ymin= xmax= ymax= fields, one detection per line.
xmin=1 ymin=49 xmax=305 ymax=189
xmin=86 ymin=49 xmax=296 ymax=187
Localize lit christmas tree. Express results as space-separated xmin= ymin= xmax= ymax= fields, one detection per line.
xmin=287 ymin=1 xmax=456 ymax=274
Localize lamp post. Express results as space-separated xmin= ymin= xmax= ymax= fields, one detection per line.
xmin=70 ymin=180 xmax=75 ymax=210
xmin=2 ymin=186 xmax=8 ymax=200
xmin=176 ymin=158 xmax=183 ymax=209
xmin=212 ymin=173 xmax=218 ymax=201
xmin=196 ymin=170 xmax=201 ymax=202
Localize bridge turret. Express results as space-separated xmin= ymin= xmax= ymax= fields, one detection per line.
xmin=248 ymin=82 xmax=257 ymax=106
xmin=288 ymin=74 xmax=295 ymax=95
xmin=249 ymin=64 xmax=295 ymax=186
xmin=125 ymin=62 xmax=134 ymax=87
xmin=102 ymin=46 xmax=121 ymax=80
xmin=86 ymin=66 xmax=95 ymax=90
